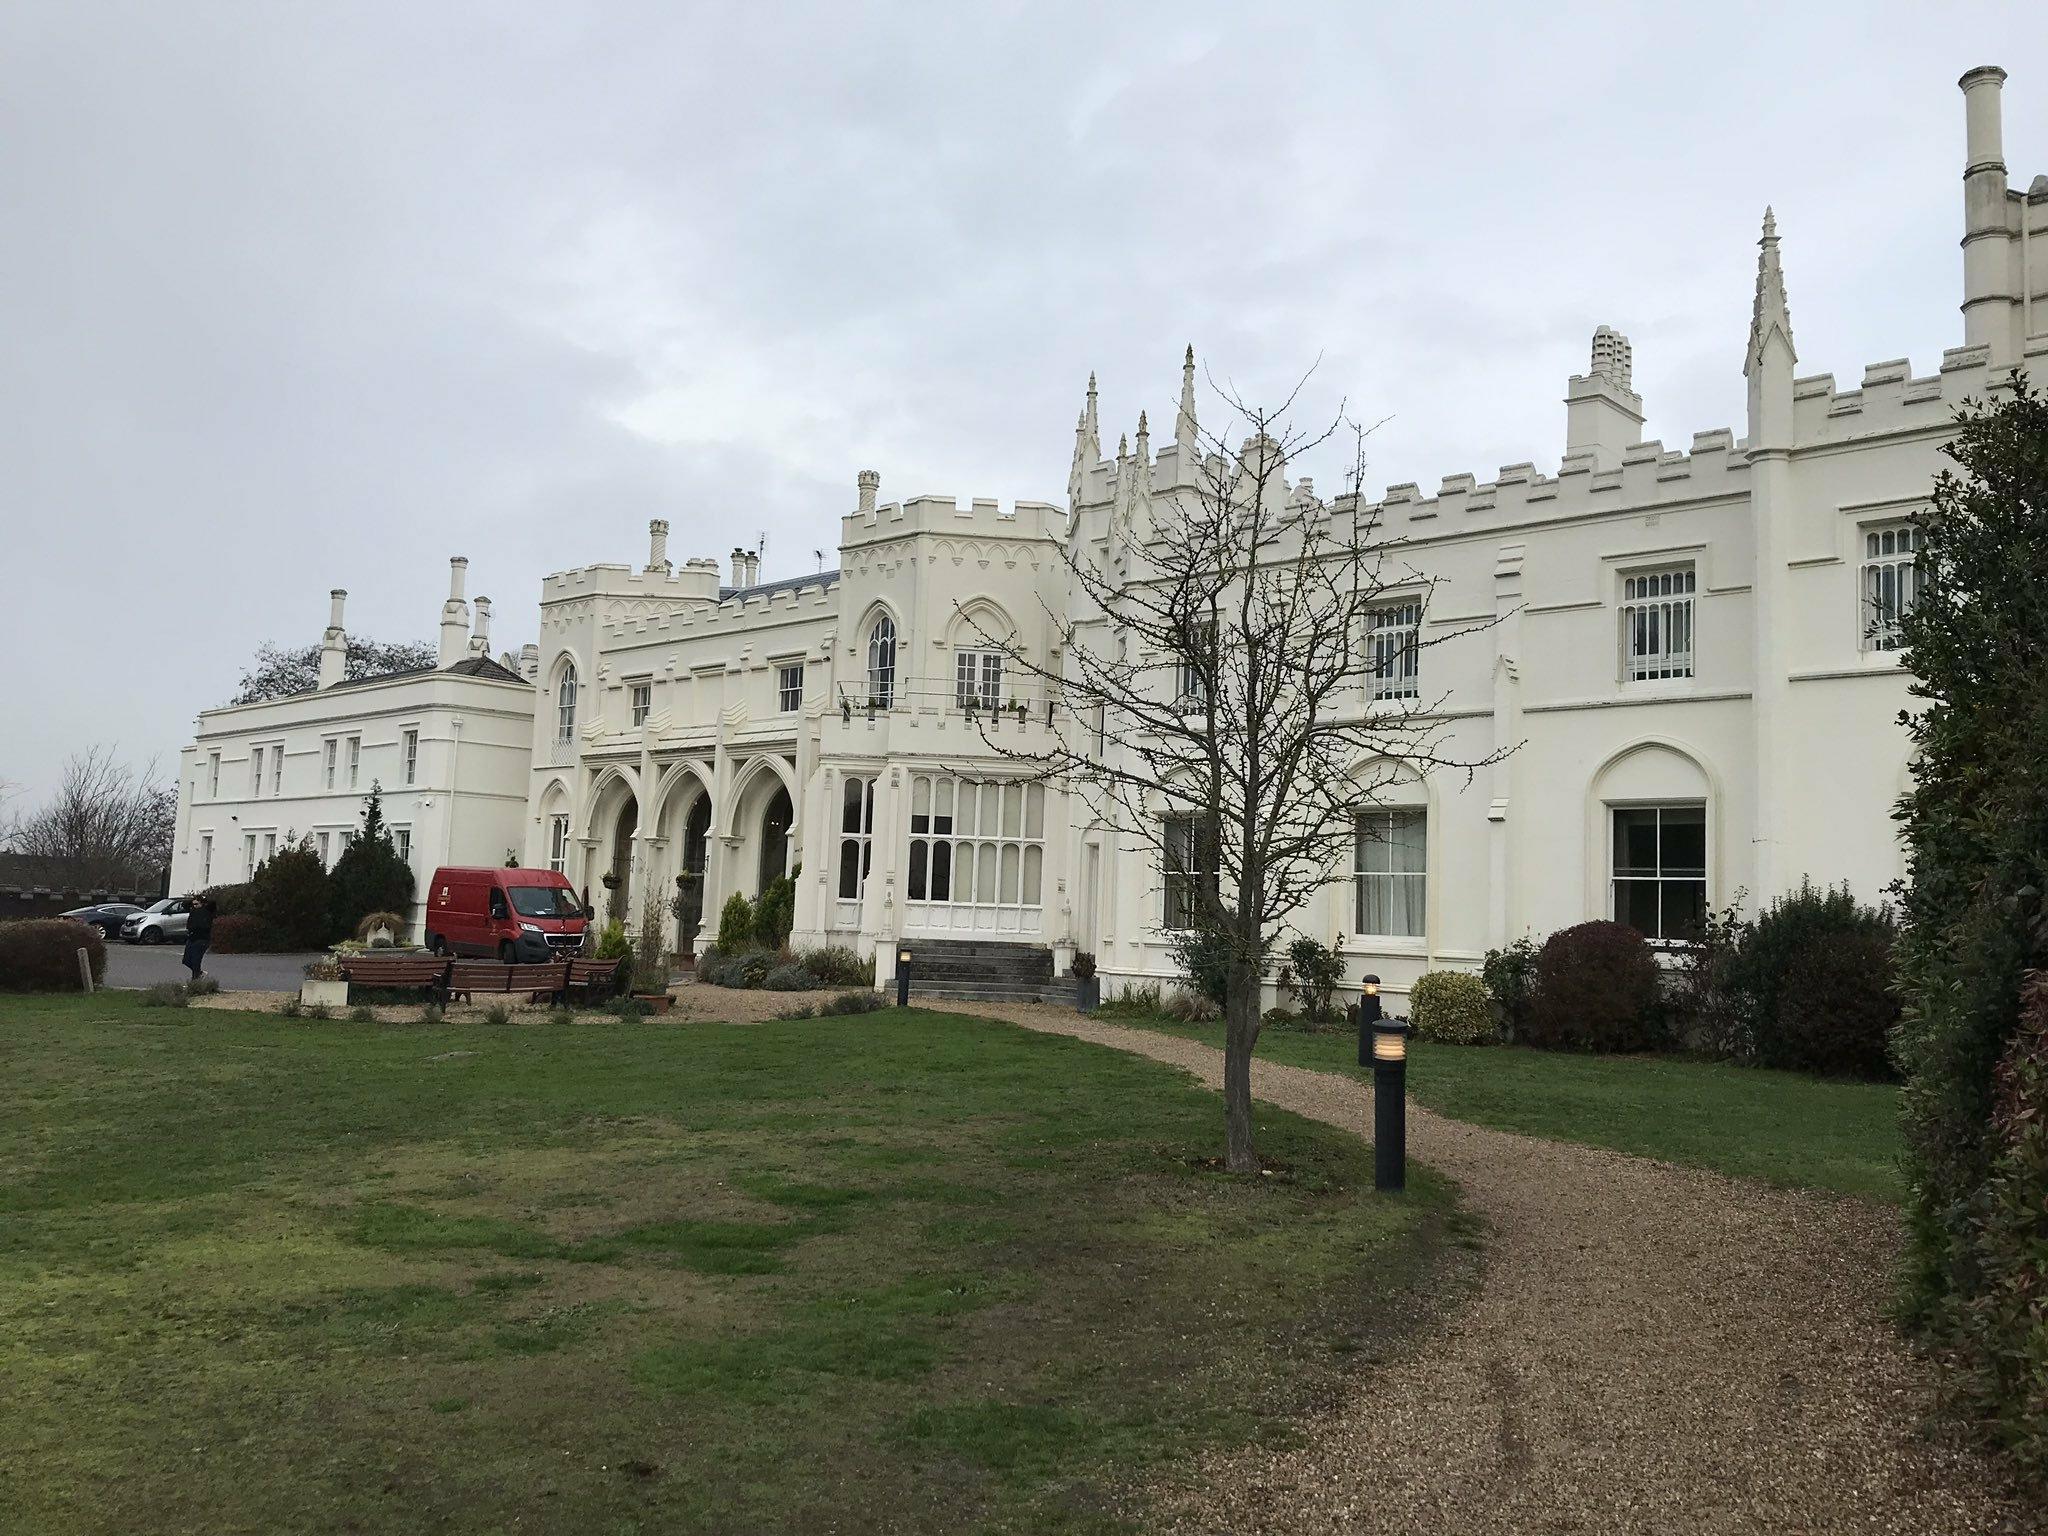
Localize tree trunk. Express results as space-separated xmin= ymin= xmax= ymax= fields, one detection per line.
xmin=1222 ymin=958 xmax=1262 ymax=1173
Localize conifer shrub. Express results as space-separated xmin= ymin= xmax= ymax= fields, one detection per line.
xmin=753 ymin=875 xmax=796 ymax=950
xmin=1410 ymin=970 xmax=1496 ymax=1045
xmin=328 ymin=787 xmax=415 ymax=939
xmin=0 ymin=919 xmax=108 ymax=991
xmin=1526 ymin=920 xmax=1662 ymax=1053
xmin=715 ymin=893 xmax=756 ymax=953
xmin=248 ymin=840 xmax=333 ymax=950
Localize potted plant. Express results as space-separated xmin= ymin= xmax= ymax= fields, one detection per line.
xmin=630 ymin=893 xmax=675 ymax=1014
xmin=300 ymin=959 xmax=348 ymax=1010
xmin=1070 ymin=950 xmax=1100 ymax=1012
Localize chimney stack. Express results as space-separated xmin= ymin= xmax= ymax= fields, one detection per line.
xmin=1563 ymin=326 xmax=1645 ymax=471
xmin=518 ymin=642 xmax=539 ymax=681
xmin=468 ymin=595 xmax=492 ymax=657
xmin=746 ymin=549 xmax=761 ymax=585
xmin=731 ymin=546 xmax=749 ymax=589
xmin=646 ymin=518 xmax=671 ymax=573
xmin=318 ymin=588 xmax=348 ymax=689
xmin=438 ymin=556 xmax=470 ymax=667
xmin=857 ymin=469 xmax=880 ymax=516
xmin=1959 ymin=66 xmax=2021 ymax=367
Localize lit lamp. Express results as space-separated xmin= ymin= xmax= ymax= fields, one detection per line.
xmin=896 ymin=946 xmax=913 ymax=1008
xmin=1365 ymin=978 xmax=1411 ymax=1193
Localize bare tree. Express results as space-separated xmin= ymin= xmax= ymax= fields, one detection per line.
xmin=978 ymin=366 xmax=1501 ymax=1172
xmin=5 ymin=746 xmax=176 ymax=890
xmin=232 ymin=637 xmax=438 ymax=704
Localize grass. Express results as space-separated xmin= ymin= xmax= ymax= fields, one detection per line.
xmin=0 ymin=993 xmax=1459 ymax=1536
xmin=1115 ymin=1016 xmax=1904 ymax=1203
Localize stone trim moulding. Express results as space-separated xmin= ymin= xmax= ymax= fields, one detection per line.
xmin=1522 ymin=687 xmax=1753 ymax=715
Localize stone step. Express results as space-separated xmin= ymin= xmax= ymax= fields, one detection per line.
xmin=909 ymin=981 xmax=1078 ymax=1005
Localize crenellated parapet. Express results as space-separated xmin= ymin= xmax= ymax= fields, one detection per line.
xmin=840 ymin=493 xmax=1068 ymax=549
xmin=1787 ymin=343 xmax=2001 ymax=443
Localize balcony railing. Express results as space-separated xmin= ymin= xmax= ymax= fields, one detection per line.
xmin=836 ymin=680 xmax=1062 ymax=726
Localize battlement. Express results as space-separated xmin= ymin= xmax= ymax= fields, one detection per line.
xmin=1787 ymin=344 xmax=2000 ymax=440
xmin=840 ymin=494 xmax=1067 ymax=546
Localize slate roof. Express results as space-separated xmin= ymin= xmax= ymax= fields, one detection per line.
xmin=317 ymin=655 xmax=530 ymax=693
xmin=719 ymin=570 xmax=841 ymax=601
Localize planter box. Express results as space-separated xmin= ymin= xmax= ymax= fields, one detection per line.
xmin=299 ymin=978 xmax=349 ymax=1009
xmin=633 ymin=992 xmax=676 ymax=1015
xmin=1074 ymin=976 xmax=1100 ymax=1013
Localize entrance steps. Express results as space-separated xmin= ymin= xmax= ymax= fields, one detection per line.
xmin=901 ymin=939 xmax=1076 ymax=1007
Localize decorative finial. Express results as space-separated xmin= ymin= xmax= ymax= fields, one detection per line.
xmin=1176 ymin=344 xmax=1199 ymax=452
xmin=1762 ymin=205 xmax=1777 ymax=241
xmin=1746 ymin=207 xmax=1796 ymax=376
xmin=1117 ymin=432 xmax=1128 ymax=458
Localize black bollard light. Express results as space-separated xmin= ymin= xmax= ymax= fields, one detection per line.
xmin=896 ymin=946 xmax=912 ymax=1008
xmin=1370 ymin=1008 xmax=1412 ymax=1193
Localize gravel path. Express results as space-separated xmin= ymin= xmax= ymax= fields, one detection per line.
xmin=950 ymin=1003 xmax=2031 ymax=1535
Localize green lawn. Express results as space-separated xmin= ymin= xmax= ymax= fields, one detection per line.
xmin=0 ymin=995 xmax=1460 ymax=1536
xmin=1112 ymin=1015 xmax=1904 ymax=1203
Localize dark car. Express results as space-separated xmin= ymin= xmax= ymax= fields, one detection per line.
xmin=58 ymin=902 xmax=143 ymax=939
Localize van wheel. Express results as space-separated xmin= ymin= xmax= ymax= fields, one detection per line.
xmin=428 ymin=935 xmax=447 ymax=956
xmin=498 ymin=941 xmax=516 ymax=965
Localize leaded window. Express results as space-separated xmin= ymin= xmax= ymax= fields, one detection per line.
xmin=867 ymin=618 xmax=897 ymax=708
xmin=1862 ymin=523 xmax=1923 ymax=651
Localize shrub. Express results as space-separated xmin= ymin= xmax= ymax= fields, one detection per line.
xmin=753 ymin=875 xmax=796 ymax=950
xmin=1096 ymin=981 xmax=1164 ymax=1019
xmin=764 ymin=963 xmax=820 ymax=992
xmin=328 ymin=787 xmax=416 ymax=939
xmin=793 ymin=946 xmax=874 ymax=987
xmin=482 ymin=1004 xmax=512 ymax=1027
xmin=605 ymin=997 xmax=651 ymax=1021
xmin=716 ymin=893 xmax=756 ymax=952
xmin=206 ymin=881 xmax=257 ymax=918
xmin=820 ymin=990 xmax=886 ymax=1016
xmin=1070 ymin=951 xmax=1096 ymax=981
xmin=546 ymin=1007 xmax=574 ymax=1027
xmin=1165 ymin=989 xmax=1222 ymax=1022
xmin=277 ymin=996 xmax=303 ymax=1018
xmin=1662 ymin=897 xmax=1749 ymax=1057
xmin=1168 ymin=927 xmax=1231 ymax=1007
xmin=632 ymin=894 xmax=670 ymax=996
xmin=348 ymin=1005 xmax=376 ymax=1024
xmin=1285 ymin=937 xmax=1344 ymax=1023
xmin=208 ymin=913 xmax=280 ymax=954
xmin=248 ymin=840 xmax=332 ymax=949
xmin=418 ymin=1003 xmax=444 ymax=1026
xmin=139 ymin=981 xmax=189 ymax=1008
xmin=1765 ymin=928 xmax=1899 ymax=1080
xmin=305 ymin=1003 xmax=332 ymax=1021
xmin=1410 ymin=970 xmax=1496 ymax=1045
xmin=1526 ymin=921 xmax=1662 ymax=1053
xmin=594 ymin=920 xmax=631 ymax=962
xmin=1480 ymin=936 xmax=1539 ymax=1039
xmin=774 ymin=1002 xmax=817 ymax=1021
xmin=1725 ymin=882 xmax=1897 ymax=1074
xmin=0 ymin=919 xmax=108 ymax=991
xmin=186 ymin=975 xmax=220 ymax=997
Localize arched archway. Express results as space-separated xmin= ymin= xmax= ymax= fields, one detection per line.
xmin=584 ymin=768 xmax=641 ymax=926
xmin=1588 ymin=738 xmax=1716 ymax=940
xmin=758 ymin=785 xmax=793 ymax=893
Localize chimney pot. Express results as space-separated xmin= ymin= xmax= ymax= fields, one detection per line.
xmin=857 ymin=469 xmax=881 ymax=515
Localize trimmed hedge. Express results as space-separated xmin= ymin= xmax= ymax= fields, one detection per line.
xmin=1526 ymin=921 xmax=1662 ymax=1053
xmin=1410 ymin=970 xmax=1496 ymax=1045
xmin=209 ymin=913 xmax=283 ymax=954
xmin=0 ymin=919 xmax=108 ymax=991
xmin=1769 ymin=928 xmax=1899 ymax=1080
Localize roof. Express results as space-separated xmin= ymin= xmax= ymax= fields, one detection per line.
xmin=317 ymin=655 xmax=530 ymax=693
xmin=719 ymin=570 xmax=841 ymax=602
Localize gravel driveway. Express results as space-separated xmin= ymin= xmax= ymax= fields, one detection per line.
xmin=951 ymin=1003 xmax=2029 ymax=1535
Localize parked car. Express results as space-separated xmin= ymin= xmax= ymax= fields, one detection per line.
xmin=121 ymin=897 xmax=195 ymax=944
xmin=58 ymin=902 xmax=143 ymax=939
xmin=425 ymin=866 xmax=589 ymax=962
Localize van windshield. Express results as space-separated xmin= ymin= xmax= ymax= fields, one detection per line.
xmin=507 ymin=886 xmax=581 ymax=919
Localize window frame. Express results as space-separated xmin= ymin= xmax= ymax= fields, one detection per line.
xmin=548 ymin=814 xmax=570 ymax=875
xmin=836 ymin=776 xmax=877 ymax=900
xmin=629 ymin=682 xmax=651 ymax=728
xmin=270 ymin=743 xmax=283 ymax=797
xmin=249 ymin=745 xmax=264 ymax=796
xmin=1618 ymin=564 xmax=1696 ymax=682
xmin=1859 ymin=521 xmax=1924 ymax=653
xmin=556 ymin=662 xmax=579 ymax=743
xmin=866 ymin=617 xmax=897 ymax=708
xmin=1609 ymin=802 xmax=1709 ymax=943
xmin=1366 ymin=599 xmax=1423 ymax=701
xmin=954 ymin=648 xmax=1004 ymax=711
xmin=346 ymin=736 xmax=361 ymax=790
xmin=777 ymin=663 xmax=804 ymax=713
xmin=402 ymin=728 xmax=419 ymax=786
xmin=1353 ymin=806 xmax=1428 ymax=939
xmin=207 ymin=751 xmax=220 ymax=797
xmin=1172 ymin=619 xmax=1215 ymax=714
xmin=323 ymin=738 xmax=338 ymax=790
xmin=1161 ymin=813 xmax=1219 ymax=931
xmin=905 ymin=774 xmax=1046 ymax=914
xmin=198 ymin=833 xmax=212 ymax=885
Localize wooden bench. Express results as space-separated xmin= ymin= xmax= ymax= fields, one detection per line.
xmin=565 ymin=957 xmax=626 ymax=1002
xmin=337 ymin=956 xmax=452 ymax=1000
xmin=447 ymin=961 xmax=570 ymax=1005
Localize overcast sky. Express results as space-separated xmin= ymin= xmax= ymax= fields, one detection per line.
xmin=3 ymin=2 xmax=2042 ymax=806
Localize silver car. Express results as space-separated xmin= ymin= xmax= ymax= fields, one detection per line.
xmin=121 ymin=898 xmax=193 ymax=944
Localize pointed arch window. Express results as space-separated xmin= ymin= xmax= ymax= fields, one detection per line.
xmin=556 ymin=662 xmax=579 ymax=743
xmin=867 ymin=617 xmax=897 ymax=708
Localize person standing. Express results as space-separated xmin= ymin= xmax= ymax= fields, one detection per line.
xmin=182 ymin=894 xmax=215 ymax=984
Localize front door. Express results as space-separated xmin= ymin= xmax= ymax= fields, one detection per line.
xmin=677 ymin=795 xmax=710 ymax=950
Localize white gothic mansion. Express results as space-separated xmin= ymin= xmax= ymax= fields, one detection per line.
xmin=169 ymin=66 xmax=2048 ymax=1006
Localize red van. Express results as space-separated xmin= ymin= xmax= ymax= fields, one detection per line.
xmin=425 ymin=866 xmax=589 ymax=961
